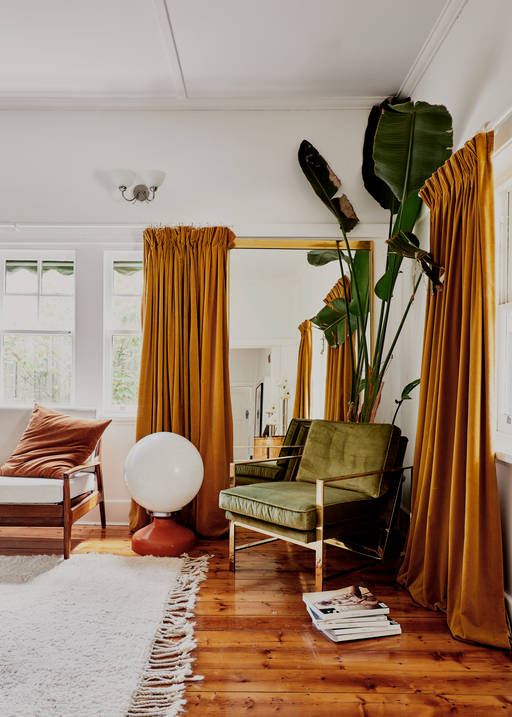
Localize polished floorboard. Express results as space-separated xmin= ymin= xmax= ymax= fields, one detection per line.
xmin=0 ymin=524 xmax=511 ymax=716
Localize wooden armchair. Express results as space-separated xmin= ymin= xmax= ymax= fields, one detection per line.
xmin=0 ymin=407 xmax=108 ymax=559
xmin=220 ymin=420 xmax=410 ymax=591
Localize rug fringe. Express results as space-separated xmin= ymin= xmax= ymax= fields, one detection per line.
xmin=125 ymin=553 xmax=210 ymax=717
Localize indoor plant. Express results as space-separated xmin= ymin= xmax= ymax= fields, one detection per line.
xmin=299 ymin=99 xmax=452 ymax=421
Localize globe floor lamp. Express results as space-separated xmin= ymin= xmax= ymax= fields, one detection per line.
xmin=124 ymin=432 xmax=204 ymax=557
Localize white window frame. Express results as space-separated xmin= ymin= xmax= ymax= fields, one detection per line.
xmin=103 ymin=250 xmax=143 ymax=415
xmin=0 ymin=249 xmax=76 ymax=407
xmin=496 ymin=175 xmax=512 ymax=443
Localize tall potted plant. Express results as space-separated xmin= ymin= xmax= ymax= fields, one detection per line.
xmin=299 ymin=99 xmax=452 ymax=421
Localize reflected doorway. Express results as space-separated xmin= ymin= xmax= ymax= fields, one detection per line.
xmin=231 ymin=386 xmax=252 ymax=460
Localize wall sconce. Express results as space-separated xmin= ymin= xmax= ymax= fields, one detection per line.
xmin=110 ymin=168 xmax=166 ymax=203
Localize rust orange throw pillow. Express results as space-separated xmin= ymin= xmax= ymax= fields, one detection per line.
xmin=0 ymin=404 xmax=111 ymax=480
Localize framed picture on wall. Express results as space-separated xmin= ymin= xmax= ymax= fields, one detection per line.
xmin=255 ymin=382 xmax=263 ymax=437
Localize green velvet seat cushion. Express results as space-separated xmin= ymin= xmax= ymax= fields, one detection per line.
xmin=219 ymin=481 xmax=375 ymax=532
xmin=296 ymin=420 xmax=397 ymax=498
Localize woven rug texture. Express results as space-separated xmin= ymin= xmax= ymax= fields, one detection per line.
xmin=0 ymin=552 xmax=208 ymax=717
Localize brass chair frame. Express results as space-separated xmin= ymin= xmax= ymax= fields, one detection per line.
xmin=228 ymin=463 xmax=412 ymax=592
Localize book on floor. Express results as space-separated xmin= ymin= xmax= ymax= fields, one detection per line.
xmin=305 ymin=604 xmax=389 ymax=631
xmin=303 ymin=582 xmax=389 ymax=623
xmin=316 ymin=617 xmax=402 ymax=643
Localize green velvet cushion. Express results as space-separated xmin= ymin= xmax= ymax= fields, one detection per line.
xmin=219 ymin=481 xmax=374 ymax=532
xmin=296 ymin=420 xmax=396 ymax=498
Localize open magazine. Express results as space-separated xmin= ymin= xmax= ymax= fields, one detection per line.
xmin=303 ymin=582 xmax=389 ymax=623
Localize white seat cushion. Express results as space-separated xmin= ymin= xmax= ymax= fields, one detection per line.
xmin=0 ymin=472 xmax=97 ymax=504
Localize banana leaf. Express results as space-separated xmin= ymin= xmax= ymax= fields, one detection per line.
xmin=373 ymin=101 xmax=453 ymax=203
xmin=307 ymin=249 xmax=349 ymax=267
xmin=362 ymin=97 xmax=405 ymax=212
xmin=298 ymin=140 xmax=359 ymax=234
xmin=310 ymin=301 xmax=358 ymax=347
xmin=387 ymin=231 xmax=444 ymax=291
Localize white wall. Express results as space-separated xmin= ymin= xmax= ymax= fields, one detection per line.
xmin=0 ymin=107 xmax=390 ymax=524
xmin=404 ymin=0 xmax=512 ymax=608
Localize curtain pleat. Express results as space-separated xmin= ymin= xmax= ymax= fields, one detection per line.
xmin=397 ymin=133 xmax=510 ymax=648
xmin=323 ymin=277 xmax=353 ymax=421
xmin=129 ymin=226 xmax=235 ymax=538
xmin=292 ymin=320 xmax=313 ymax=419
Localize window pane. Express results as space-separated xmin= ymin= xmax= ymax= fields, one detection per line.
xmin=113 ymin=262 xmax=143 ymax=295
xmin=3 ymin=296 xmax=38 ymax=329
xmin=506 ymin=310 xmax=512 ymax=418
xmin=41 ymin=297 xmax=74 ymax=330
xmin=112 ymin=297 xmax=141 ymax=330
xmin=112 ymin=335 xmax=142 ymax=405
xmin=42 ymin=262 xmax=74 ymax=295
xmin=3 ymin=334 xmax=72 ymax=405
xmin=5 ymin=262 xmax=38 ymax=294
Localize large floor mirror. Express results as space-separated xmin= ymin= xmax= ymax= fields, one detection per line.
xmin=229 ymin=239 xmax=373 ymax=460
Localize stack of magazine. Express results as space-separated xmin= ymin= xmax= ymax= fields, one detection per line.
xmin=303 ymin=582 xmax=401 ymax=643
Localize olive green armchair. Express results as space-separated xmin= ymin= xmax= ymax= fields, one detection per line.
xmin=219 ymin=419 xmax=409 ymax=591
xmin=232 ymin=417 xmax=311 ymax=487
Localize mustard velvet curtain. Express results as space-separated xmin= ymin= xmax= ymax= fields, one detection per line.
xmin=129 ymin=226 xmax=235 ymax=538
xmin=323 ymin=277 xmax=353 ymax=421
xmin=292 ymin=320 xmax=312 ymax=419
xmin=397 ymin=133 xmax=510 ymax=649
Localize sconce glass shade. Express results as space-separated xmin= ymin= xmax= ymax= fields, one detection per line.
xmin=141 ymin=170 xmax=166 ymax=189
xmin=124 ymin=432 xmax=204 ymax=514
xmin=111 ymin=168 xmax=136 ymax=188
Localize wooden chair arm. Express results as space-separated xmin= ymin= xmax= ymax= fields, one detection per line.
xmin=63 ymin=457 xmax=101 ymax=478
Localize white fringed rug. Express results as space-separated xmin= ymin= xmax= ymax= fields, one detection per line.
xmin=0 ymin=552 xmax=208 ymax=717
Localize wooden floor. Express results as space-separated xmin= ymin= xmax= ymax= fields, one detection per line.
xmin=1 ymin=525 xmax=511 ymax=715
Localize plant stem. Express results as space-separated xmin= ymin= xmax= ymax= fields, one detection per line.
xmin=381 ymin=273 xmax=422 ymax=377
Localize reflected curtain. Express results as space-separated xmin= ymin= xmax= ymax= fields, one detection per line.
xmin=129 ymin=226 xmax=235 ymax=538
xmin=324 ymin=277 xmax=353 ymax=421
xmin=397 ymin=133 xmax=510 ymax=648
xmin=292 ymin=320 xmax=312 ymax=419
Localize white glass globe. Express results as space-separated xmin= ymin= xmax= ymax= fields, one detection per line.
xmin=124 ymin=432 xmax=204 ymax=513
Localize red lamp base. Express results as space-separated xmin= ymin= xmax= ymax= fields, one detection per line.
xmin=131 ymin=516 xmax=196 ymax=557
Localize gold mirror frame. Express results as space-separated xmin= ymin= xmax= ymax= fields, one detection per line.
xmin=228 ymin=238 xmax=374 ymax=355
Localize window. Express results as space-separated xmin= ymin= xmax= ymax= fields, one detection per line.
xmin=497 ymin=188 xmax=512 ymax=436
xmin=104 ymin=252 xmax=143 ymax=413
xmin=0 ymin=253 xmax=75 ymax=406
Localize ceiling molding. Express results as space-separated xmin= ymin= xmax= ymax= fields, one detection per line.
xmin=399 ymin=0 xmax=469 ymax=98
xmin=152 ymin=0 xmax=187 ymax=100
xmin=0 ymin=95 xmax=387 ymax=112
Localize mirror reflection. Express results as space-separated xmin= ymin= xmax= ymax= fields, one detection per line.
xmin=229 ymin=247 xmax=341 ymax=460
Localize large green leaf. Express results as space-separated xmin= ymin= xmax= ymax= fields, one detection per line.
xmin=298 ymin=140 xmax=359 ymax=233
xmin=387 ymin=231 xmax=444 ymax=291
xmin=311 ymin=297 xmax=357 ymax=347
xmin=347 ymin=250 xmax=370 ymax=319
xmin=362 ymin=97 xmax=404 ymax=212
xmin=373 ymin=101 xmax=453 ymax=203
xmin=307 ymin=249 xmax=348 ymax=267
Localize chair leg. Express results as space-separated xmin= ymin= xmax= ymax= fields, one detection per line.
xmin=229 ymin=521 xmax=236 ymax=573
xmin=63 ymin=475 xmax=72 ymax=559
xmin=99 ymin=499 xmax=106 ymax=529
xmin=315 ymin=541 xmax=325 ymax=592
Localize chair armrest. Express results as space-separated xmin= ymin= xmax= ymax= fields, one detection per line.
xmin=314 ymin=465 xmax=413 ymax=537
xmin=319 ymin=464 xmax=413 ymax=486
xmin=63 ymin=457 xmax=101 ymax=478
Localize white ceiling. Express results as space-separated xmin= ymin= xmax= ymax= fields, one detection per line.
xmin=0 ymin=0 xmax=467 ymax=110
